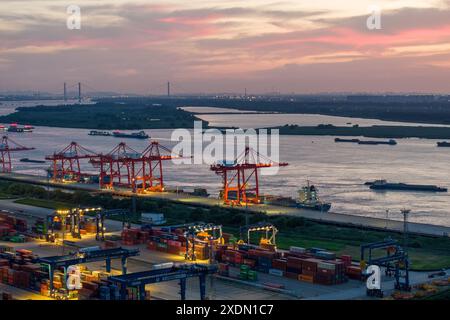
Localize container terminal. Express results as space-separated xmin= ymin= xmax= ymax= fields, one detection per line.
xmin=0 ymin=137 xmax=449 ymax=301
xmin=0 ymin=206 xmax=449 ymax=301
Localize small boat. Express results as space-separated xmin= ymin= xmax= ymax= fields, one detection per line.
xmin=297 ymin=181 xmax=331 ymax=212
xmin=112 ymin=131 xmax=149 ymax=139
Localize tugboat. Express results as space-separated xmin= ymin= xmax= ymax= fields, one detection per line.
xmin=297 ymin=181 xmax=331 ymax=212
xmin=112 ymin=131 xmax=149 ymax=140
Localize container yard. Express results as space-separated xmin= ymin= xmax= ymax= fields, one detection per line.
xmin=1 ymin=206 xmax=449 ymax=302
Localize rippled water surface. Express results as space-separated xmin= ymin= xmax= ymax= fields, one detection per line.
xmin=1 ymin=102 xmax=449 ymax=227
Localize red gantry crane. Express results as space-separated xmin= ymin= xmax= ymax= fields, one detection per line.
xmin=45 ymin=142 xmax=99 ymax=182
xmin=96 ymin=141 xmax=186 ymax=193
xmin=96 ymin=142 xmax=142 ymax=190
xmin=210 ymin=147 xmax=288 ymax=206
xmin=135 ymin=141 xmax=185 ymax=193
xmin=0 ymin=136 xmax=35 ymax=173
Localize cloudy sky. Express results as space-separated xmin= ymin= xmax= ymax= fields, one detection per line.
xmin=1 ymin=0 xmax=450 ymax=94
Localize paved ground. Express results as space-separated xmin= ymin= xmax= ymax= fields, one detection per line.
xmin=1 ymin=197 xmax=448 ymax=300
xmin=0 ymin=283 xmax=53 ymax=300
xmin=1 ymin=172 xmax=450 ymax=237
xmin=0 ymin=239 xmax=294 ymax=300
xmin=5 ymin=235 xmax=449 ymax=300
xmin=305 ymin=267 xmax=450 ymax=300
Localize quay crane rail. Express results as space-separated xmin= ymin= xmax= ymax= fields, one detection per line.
xmin=0 ymin=136 xmax=35 ymax=173
xmin=211 ymin=147 xmax=288 ymax=205
xmin=46 ymin=142 xmax=99 ymax=182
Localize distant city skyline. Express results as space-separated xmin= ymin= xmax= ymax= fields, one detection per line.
xmin=1 ymin=0 xmax=450 ymax=94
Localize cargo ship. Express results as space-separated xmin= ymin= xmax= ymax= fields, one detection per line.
xmin=335 ymin=138 xmax=360 ymax=143
xmin=112 ymin=131 xmax=149 ymax=139
xmin=297 ymin=181 xmax=331 ymax=212
xmin=20 ymin=158 xmax=46 ymax=164
xmin=358 ymin=139 xmax=397 ymax=145
xmin=366 ymin=180 xmax=447 ymax=192
xmin=88 ymin=130 xmax=111 ymax=136
xmin=437 ymin=141 xmax=450 ymax=147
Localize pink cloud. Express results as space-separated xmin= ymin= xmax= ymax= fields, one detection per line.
xmin=251 ymin=24 xmax=450 ymax=52
xmin=158 ymin=14 xmax=223 ymax=26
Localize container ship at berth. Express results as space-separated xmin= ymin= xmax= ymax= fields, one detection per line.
xmin=297 ymin=181 xmax=331 ymax=212
xmin=366 ymin=180 xmax=447 ymax=192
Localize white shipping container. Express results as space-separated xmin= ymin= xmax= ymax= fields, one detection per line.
xmin=289 ymin=246 xmax=306 ymax=254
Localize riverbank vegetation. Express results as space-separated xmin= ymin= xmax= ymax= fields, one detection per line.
xmin=1 ymin=181 xmax=450 ymax=270
xmin=3 ymin=97 xmax=450 ymax=131
xmin=275 ymin=124 xmax=450 ymax=139
xmin=98 ymin=96 xmax=450 ymax=125
xmin=0 ymin=101 xmax=204 ymax=130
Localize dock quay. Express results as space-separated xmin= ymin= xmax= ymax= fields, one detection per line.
xmin=0 ymin=172 xmax=449 ymax=238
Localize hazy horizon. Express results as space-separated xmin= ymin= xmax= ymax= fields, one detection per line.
xmin=1 ymin=1 xmax=450 ymax=94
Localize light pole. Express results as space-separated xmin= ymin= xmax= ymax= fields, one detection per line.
xmin=385 ymin=209 xmax=389 ymax=230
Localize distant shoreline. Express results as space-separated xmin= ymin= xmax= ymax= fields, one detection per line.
xmin=272 ymin=124 xmax=450 ymax=140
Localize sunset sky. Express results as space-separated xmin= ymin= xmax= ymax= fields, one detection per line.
xmin=1 ymin=0 xmax=450 ymax=94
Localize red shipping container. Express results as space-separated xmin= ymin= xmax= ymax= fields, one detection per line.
xmin=243 ymin=258 xmax=256 ymax=268
xmin=317 ymin=268 xmax=336 ymax=275
xmin=272 ymin=259 xmax=287 ymax=271
xmin=286 ymin=257 xmax=303 ymax=269
xmin=302 ymin=269 xmax=316 ymax=277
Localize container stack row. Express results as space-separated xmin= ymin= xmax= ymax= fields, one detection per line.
xmin=216 ymin=245 xmax=363 ymax=285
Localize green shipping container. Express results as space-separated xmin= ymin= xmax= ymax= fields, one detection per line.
xmin=247 ymin=271 xmax=258 ymax=281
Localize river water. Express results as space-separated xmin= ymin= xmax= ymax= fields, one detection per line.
xmin=1 ymin=101 xmax=449 ymax=227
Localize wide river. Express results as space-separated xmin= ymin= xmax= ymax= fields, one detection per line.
xmin=1 ymin=100 xmax=450 ymax=227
